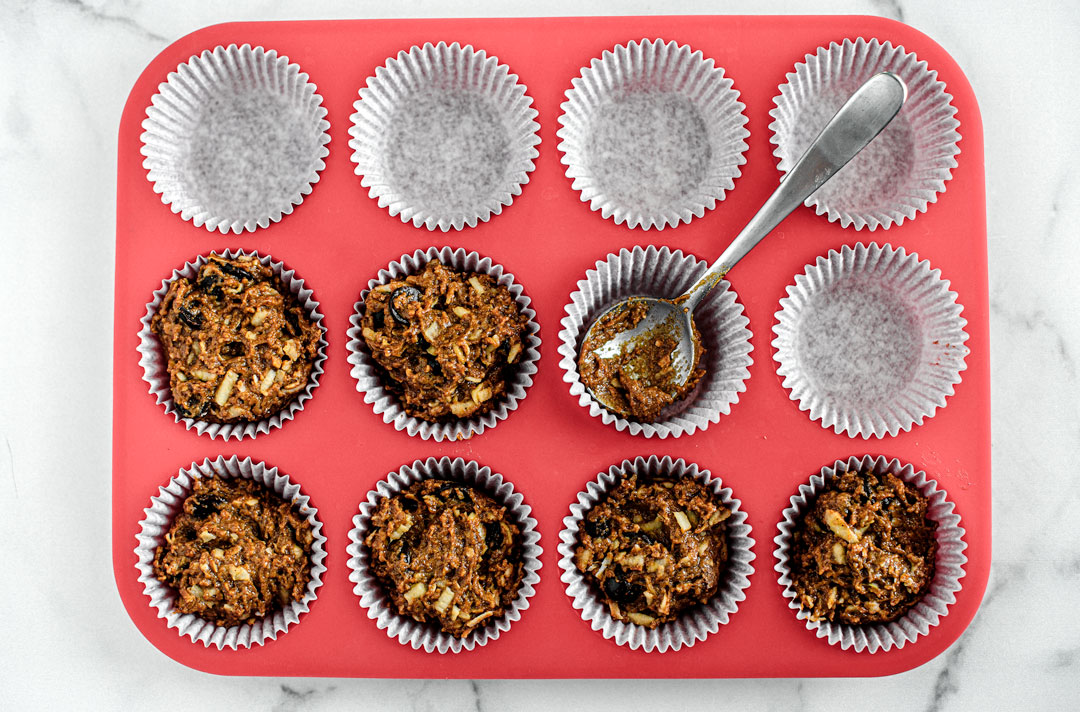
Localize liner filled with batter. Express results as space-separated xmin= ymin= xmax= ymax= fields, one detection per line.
xmin=139 ymin=249 xmax=327 ymax=440
xmin=775 ymin=454 xmax=968 ymax=653
xmin=347 ymin=246 xmax=541 ymax=441
xmin=574 ymin=473 xmax=729 ymax=627
xmin=789 ymin=469 xmax=936 ymax=625
xmin=558 ymin=455 xmax=755 ymax=653
xmin=365 ymin=479 xmax=524 ymax=637
xmin=557 ymin=245 xmax=753 ymax=438
xmin=359 ymin=260 xmax=528 ymax=422
xmin=347 ymin=457 xmax=542 ymax=653
xmin=135 ymin=456 xmax=327 ymax=649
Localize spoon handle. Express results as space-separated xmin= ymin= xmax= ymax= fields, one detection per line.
xmin=681 ymin=71 xmax=908 ymax=312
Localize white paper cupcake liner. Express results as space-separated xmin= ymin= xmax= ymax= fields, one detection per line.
xmin=138 ymin=248 xmax=327 ymax=440
xmin=774 ymin=454 xmax=967 ymax=653
xmin=772 ymin=242 xmax=969 ymax=439
xmin=346 ymin=457 xmax=542 ymax=654
xmin=557 ymin=38 xmax=749 ymax=230
xmin=134 ymin=455 xmax=327 ymax=650
xmin=141 ymin=44 xmax=331 ymax=234
xmin=769 ymin=37 xmax=961 ymax=231
xmin=558 ymin=245 xmax=752 ymax=438
xmin=349 ymin=41 xmax=540 ymax=232
xmin=558 ymin=455 xmax=754 ymax=653
xmin=345 ymin=246 xmax=540 ymax=440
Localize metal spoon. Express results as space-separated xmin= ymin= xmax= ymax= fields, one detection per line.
xmin=581 ymin=71 xmax=908 ymax=415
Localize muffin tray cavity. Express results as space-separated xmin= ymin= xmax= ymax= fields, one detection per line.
xmin=113 ymin=16 xmax=989 ymax=678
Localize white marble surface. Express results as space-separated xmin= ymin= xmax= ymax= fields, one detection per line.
xmin=1 ymin=0 xmax=1077 ymax=708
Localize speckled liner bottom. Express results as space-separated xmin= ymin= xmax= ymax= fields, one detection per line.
xmin=774 ymin=454 xmax=966 ymax=653
xmin=345 ymin=246 xmax=541 ymax=441
xmin=558 ymin=245 xmax=753 ymax=438
xmin=138 ymin=248 xmax=327 ymax=440
xmin=134 ymin=455 xmax=327 ymax=650
xmin=349 ymin=41 xmax=540 ymax=231
xmin=769 ymin=37 xmax=961 ymax=231
xmin=345 ymin=457 xmax=542 ymax=653
xmin=772 ymin=242 xmax=969 ymax=439
xmin=141 ymin=44 xmax=331 ymax=234
xmin=557 ymin=455 xmax=754 ymax=653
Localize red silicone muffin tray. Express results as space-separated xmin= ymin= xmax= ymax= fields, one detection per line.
xmin=113 ymin=15 xmax=989 ymax=677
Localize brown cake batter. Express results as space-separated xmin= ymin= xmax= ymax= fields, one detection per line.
xmin=789 ymin=470 xmax=937 ymax=625
xmin=360 ymin=261 xmax=529 ymax=421
xmin=151 ymin=254 xmax=322 ymax=423
xmin=578 ymin=300 xmax=704 ymax=423
xmin=153 ymin=476 xmax=315 ymax=627
xmin=575 ymin=474 xmax=731 ymax=628
xmin=365 ymin=480 xmax=524 ymax=637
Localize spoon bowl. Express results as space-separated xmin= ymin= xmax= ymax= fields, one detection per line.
xmin=584 ymin=297 xmax=696 ymax=412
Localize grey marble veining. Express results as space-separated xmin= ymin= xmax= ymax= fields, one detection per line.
xmin=2 ymin=0 xmax=1078 ymax=709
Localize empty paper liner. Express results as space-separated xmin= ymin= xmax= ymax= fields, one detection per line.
xmin=769 ymin=37 xmax=961 ymax=230
xmin=349 ymin=41 xmax=540 ymax=231
xmin=772 ymin=242 xmax=968 ymax=438
xmin=140 ymin=44 xmax=330 ymax=234
xmin=558 ymin=38 xmax=749 ymax=230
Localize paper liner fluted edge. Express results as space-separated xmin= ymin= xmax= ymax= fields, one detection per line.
xmin=348 ymin=41 xmax=540 ymax=232
xmin=557 ymin=455 xmax=754 ymax=652
xmin=138 ymin=249 xmax=327 ymax=441
xmin=134 ymin=455 xmax=327 ymax=650
xmin=345 ymin=457 xmax=542 ymax=653
xmin=769 ymin=37 xmax=961 ymax=231
xmin=556 ymin=38 xmax=750 ymax=230
xmin=772 ymin=242 xmax=969 ymax=439
xmin=140 ymin=43 xmax=331 ymax=234
xmin=557 ymin=245 xmax=752 ymax=438
xmin=345 ymin=246 xmax=540 ymax=441
xmin=774 ymin=454 xmax=967 ymax=653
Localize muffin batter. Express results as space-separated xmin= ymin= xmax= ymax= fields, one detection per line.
xmin=365 ymin=480 xmax=524 ymax=638
xmin=153 ymin=476 xmax=315 ymax=627
xmin=360 ymin=261 xmax=528 ymax=421
xmin=151 ymin=254 xmax=322 ymax=422
xmin=578 ymin=300 xmax=704 ymax=422
xmin=575 ymin=474 xmax=731 ymax=628
xmin=790 ymin=469 xmax=937 ymax=624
